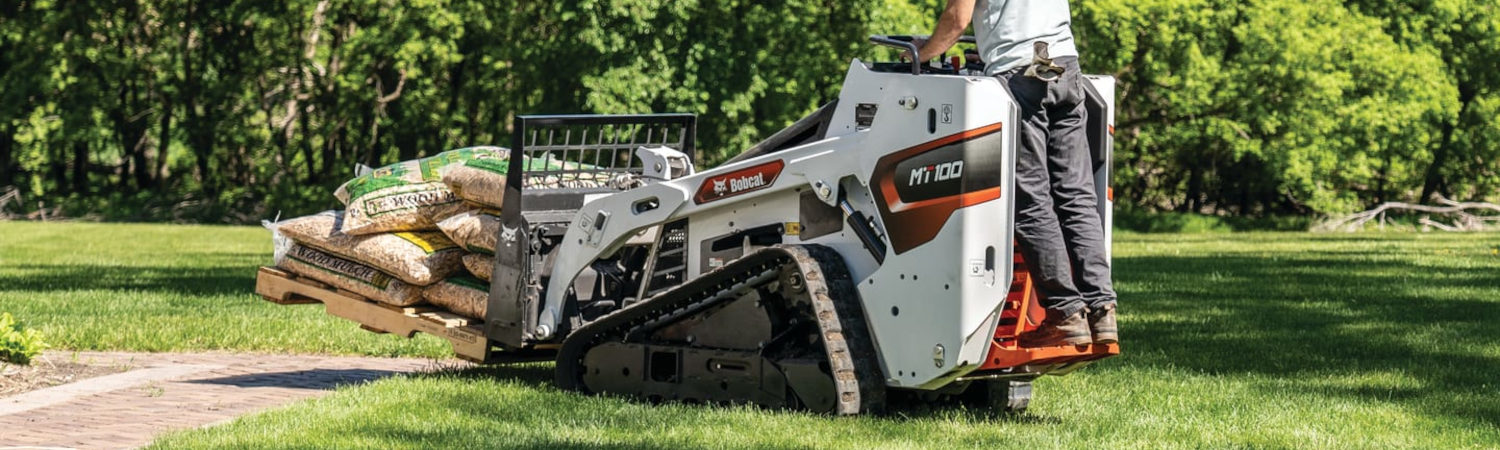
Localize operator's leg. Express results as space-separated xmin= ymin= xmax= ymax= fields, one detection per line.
xmin=1044 ymin=58 xmax=1115 ymax=308
xmin=1003 ymin=71 xmax=1091 ymax=347
xmin=1044 ymin=57 xmax=1118 ymax=343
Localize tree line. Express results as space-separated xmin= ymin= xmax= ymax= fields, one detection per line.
xmin=0 ymin=0 xmax=1494 ymax=222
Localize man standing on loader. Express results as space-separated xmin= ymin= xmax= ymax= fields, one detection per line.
xmin=910 ymin=0 xmax=1118 ymax=346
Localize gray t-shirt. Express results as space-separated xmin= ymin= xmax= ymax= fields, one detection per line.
xmin=972 ymin=0 xmax=1078 ymax=75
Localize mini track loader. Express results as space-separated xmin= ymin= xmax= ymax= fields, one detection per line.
xmin=257 ymin=35 xmax=1119 ymax=414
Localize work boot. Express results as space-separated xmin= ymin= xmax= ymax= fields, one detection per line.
xmin=1018 ymin=309 xmax=1092 ymax=347
xmin=1089 ymin=304 xmax=1118 ymax=344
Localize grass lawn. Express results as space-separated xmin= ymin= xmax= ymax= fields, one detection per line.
xmin=3 ymin=221 xmax=1497 ymax=447
xmin=0 ymin=221 xmax=450 ymax=357
xmin=151 ymin=230 xmax=1500 ymax=448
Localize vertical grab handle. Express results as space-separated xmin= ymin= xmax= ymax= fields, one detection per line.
xmin=868 ymin=35 xmax=922 ymax=76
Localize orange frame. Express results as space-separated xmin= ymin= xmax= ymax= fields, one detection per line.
xmin=975 ymin=247 xmax=1119 ymax=372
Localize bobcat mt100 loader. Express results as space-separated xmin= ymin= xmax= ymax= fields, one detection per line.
xmin=256 ymin=35 xmax=1119 ymax=414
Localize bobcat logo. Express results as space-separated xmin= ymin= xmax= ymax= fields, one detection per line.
xmin=694 ymin=160 xmax=785 ymax=205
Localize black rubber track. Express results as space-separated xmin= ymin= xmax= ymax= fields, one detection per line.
xmin=554 ymin=244 xmax=886 ymax=414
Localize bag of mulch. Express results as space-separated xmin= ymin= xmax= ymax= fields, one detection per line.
xmin=422 ymin=275 xmax=490 ymax=320
xmin=435 ymin=210 xmax=500 ymax=255
xmin=442 ymin=155 xmax=641 ymax=209
xmin=441 ymin=158 xmax=512 ymax=210
xmin=463 ymin=253 xmax=494 ymax=281
xmin=334 ymin=146 xmax=510 ymax=235
xmin=274 ymin=241 xmax=424 ymax=306
xmin=272 ymin=211 xmax=463 ymax=286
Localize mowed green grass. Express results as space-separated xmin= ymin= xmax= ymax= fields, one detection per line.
xmin=3 ymin=221 xmax=1495 ymax=447
xmin=147 ymin=231 xmax=1500 ymax=448
xmin=0 ymin=221 xmax=449 ymax=357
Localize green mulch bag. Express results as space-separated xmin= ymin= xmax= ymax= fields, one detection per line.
xmin=274 ymin=241 xmax=424 ymax=306
xmin=442 ymin=158 xmax=513 ymax=210
xmin=334 ymin=146 xmax=509 ymax=235
xmin=462 ymin=253 xmax=494 ymax=281
xmin=422 ymin=275 xmax=490 ymax=320
xmin=435 ymin=210 xmax=500 ymax=256
xmin=273 ymin=211 xmax=464 ymax=286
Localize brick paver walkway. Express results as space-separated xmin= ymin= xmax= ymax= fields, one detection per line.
xmin=0 ymin=351 xmax=460 ymax=449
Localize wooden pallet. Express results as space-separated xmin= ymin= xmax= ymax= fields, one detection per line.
xmin=255 ymin=266 xmax=492 ymax=363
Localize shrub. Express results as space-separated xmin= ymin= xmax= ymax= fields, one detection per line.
xmin=0 ymin=312 xmax=47 ymax=365
xmin=1114 ymin=205 xmax=1315 ymax=233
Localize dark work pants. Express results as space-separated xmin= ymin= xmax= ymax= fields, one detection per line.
xmin=999 ymin=56 xmax=1116 ymax=316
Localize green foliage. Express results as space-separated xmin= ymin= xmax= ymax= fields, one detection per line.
xmin=1114 ymin=206 xmax=1313 ymax=233
xmin=0 ymin=0 xmax=1496 ymax=221
xmin=1073 ymin=0 xmax=1483 ymax=216
xmin=0 ymin=312 xmax=47 ymax=365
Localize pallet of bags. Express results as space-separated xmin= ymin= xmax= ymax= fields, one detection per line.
xmin=268 ymin=211 xmax=464 ymax=306
xmin=271 ymin=146 xmax=642 ymax=320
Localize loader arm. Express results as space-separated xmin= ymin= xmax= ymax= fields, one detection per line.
xmin=535 ymin=132 xmax=870 ymax=339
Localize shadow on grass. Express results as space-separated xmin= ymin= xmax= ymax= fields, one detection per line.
xmin=415 ymin=362 xmax=1059 ymax=426
xmin=425 ymin=363 xmax=554 ymax=385
xmin=1113 ymin=252 xmax=1500 ymax=427
xmin=188 ymin=368 xmax=404 ymax=390
xmin=0 ymin=263 xmax=255 ymax=297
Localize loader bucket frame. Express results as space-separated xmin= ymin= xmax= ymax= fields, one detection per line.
xmin=486 ymin=114 xmax=697 ymax=349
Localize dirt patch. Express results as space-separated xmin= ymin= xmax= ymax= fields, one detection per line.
xmin=1 ymin=355 xmax=133 ymax=397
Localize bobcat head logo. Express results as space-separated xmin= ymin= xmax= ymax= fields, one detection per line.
xmin=712 ymin=179 xmax=728 ymax=194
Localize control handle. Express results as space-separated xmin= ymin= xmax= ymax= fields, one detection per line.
xmin=868 ymin=35 xmax=923 ymax=75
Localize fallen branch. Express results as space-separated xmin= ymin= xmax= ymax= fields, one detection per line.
xmin=1418 ymin=217 xmax=1460 ymax=232
xmin=1317 ymin=196 xmax=1500 ymax=232
xmin=0 ymin=187 xmax=20 ymax=215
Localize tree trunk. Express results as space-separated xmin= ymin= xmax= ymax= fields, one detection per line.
xmin=72 ymin=141 xmax=89 ymax=195
xmin=0 ymin=130 xmax=12 ymax=187
xmin=1421 ymin=85 xmax=1476 ymax=203
xmin=299 ymin=106 xmax=316 ymax=183
xmin=129 ymin=117 xmax=152 ymax=190
xmin=155 ymin=100 xmax=173 ymax=191
xmin=1376 ymin=150 xmax=1391 ymax=205
xmin=447 ymin=41 xmax=467 ymax=150
xmin=391 ymin=97 xmax=418 ymax=162
xmin=110 ymin=83 xmax=145 ymax=191
xmin=49 ymin=146 xmax=68 ymax=195
xmin=183 ymin=0 xmax=217 ymax=198
xmin=1181 ymin=155 xmax=1203 ymax=213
